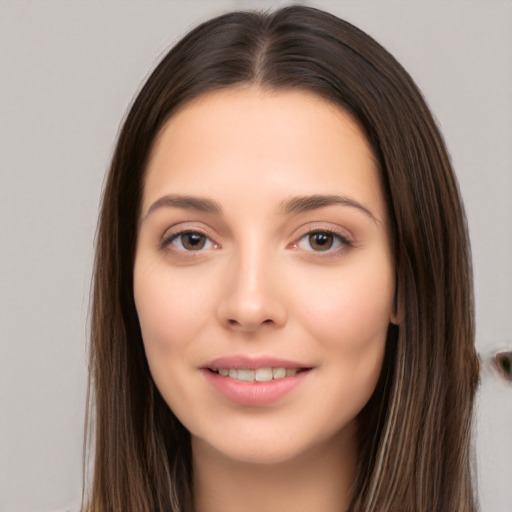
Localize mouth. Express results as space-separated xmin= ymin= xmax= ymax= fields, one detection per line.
xmin=207 ymin=367 xmax=310 ymax=382
xmin=202 ymin=357 xmax=313 ymax=406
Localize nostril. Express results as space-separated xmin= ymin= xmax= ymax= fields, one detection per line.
xmin=226 ymin=317 xmax=274 ymax=330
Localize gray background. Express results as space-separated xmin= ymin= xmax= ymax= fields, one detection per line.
xmin=1 ymin=1 xmax=511 ymax=511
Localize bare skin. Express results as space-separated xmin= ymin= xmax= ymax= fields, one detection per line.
xmin=193 ymin=419 xmax=357 ymax=512
xmin=134 ymin=87 xmax=396 ymax=511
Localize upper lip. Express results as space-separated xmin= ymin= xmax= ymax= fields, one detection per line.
xmin=204 ymin=355 xmax=311 ymax=370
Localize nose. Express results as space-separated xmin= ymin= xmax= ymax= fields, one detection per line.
xmin=216 ymin=247 xmax=288 ymax=333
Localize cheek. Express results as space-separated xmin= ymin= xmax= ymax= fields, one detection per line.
xmin=134 ymin=262 xmax=212 ymax=347
xmin=132 ymin=262 xmax=218 ymax=403
xmin=296 ymin=262 xmax=394 ymax=422
xmin=294 ymin=256 xmax=395 ymax=353
xmin=133 ymin=263 xmax=209 ymax=414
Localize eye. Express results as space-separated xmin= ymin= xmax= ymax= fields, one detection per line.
xmin=165 ymin=231 xmax=216 ymax=252
xmin=296 ymin=230 xmax=351 ymax=252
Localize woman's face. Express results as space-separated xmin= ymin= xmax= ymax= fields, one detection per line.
xmin=134 ymin=87 xmax=397 ymax=465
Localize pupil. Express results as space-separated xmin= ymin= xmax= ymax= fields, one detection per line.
xmin=310 ymin=232 xmax=333 ymax=251
xmin=183 ymin=233 xmax=205 ymax=250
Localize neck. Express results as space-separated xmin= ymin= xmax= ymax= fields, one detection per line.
xmin=192 ymin=425 xmax=357 ymax=512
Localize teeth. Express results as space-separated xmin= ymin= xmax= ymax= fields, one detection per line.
xmin=237 ymin=369 xmax=255 ymax=382
xmin=255 ymin=367 xmax=273 ymax=382
xmin=272 ymin=367 xmax=286 ymax=379
xmin=214 ymin=367 xmax=301 ymax=382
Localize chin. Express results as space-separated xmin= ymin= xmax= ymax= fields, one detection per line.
xmin=191 ymin=421 xmax=354 ymax=467
xmin=195 ymin=437 xmax=310 ymax=466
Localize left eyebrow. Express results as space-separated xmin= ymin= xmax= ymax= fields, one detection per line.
xmin=279 ymin=194 xmax=378 ymax=223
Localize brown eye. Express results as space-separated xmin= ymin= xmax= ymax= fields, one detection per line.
xmin=295 ymin=230 xmax=351 ymax=253
xmin=168 ymin=231 xmax=213 ymax=252
xmin=308 ymin=232 xmax=334 ymax=251
xmin=182 ymin=233 xmax=206 ymax=250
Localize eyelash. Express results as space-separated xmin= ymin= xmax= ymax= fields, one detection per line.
xmin=160 ymin=227 xmax=353 ymax=255
xmin=161 ymin=230 xmax=218 ymax=253
xmin=294 ymin=228 xmax=353 ymax=254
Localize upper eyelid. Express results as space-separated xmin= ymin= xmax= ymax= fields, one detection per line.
xmin=164 ymin=227 xmax=210 ymax=238
xmin=292 ymin=223 xmax=354 ymax=242
xmin=161 ymin=223 xmax=215 ymax=240
xmin=159 ymin=222 xmax=354 ymax=247
xmin=299 ymin=227 xmax=351 ymax=238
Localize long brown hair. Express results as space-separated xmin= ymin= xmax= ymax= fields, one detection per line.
xmin=84 ymin=6 xmax=480 ymax=511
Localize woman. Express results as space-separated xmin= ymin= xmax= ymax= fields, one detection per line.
xmin=84 ymin=5 xmax=480 ymax=511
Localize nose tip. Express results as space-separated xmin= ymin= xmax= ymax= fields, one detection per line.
xmin=216 ymin=259 xmax=287 ymax=333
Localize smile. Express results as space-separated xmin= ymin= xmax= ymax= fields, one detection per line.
xmin=210 ymin=367 xmax=303 ymax=382
xmin=203 ymin=364 xmax=312 ymax=406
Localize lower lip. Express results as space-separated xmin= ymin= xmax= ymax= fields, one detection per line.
xmin=202 ymin=369 xmax=310 ymax=406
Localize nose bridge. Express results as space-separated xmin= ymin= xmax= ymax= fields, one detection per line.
xmin=237 ymin=238 xmax=267 ymax=297
xmin=218 ymin=235 xmax=286 ymax=331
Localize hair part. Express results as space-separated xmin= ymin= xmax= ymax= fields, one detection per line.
xmin=84 ymin=6 xmax=479 ymax=511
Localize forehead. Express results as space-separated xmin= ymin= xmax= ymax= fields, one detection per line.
xmin=149 ymin=86 xmax=374 ymax=163
xmin=143 ymin=87 xmax=385 ymax=221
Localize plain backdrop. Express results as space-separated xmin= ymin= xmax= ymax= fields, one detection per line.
xmin=1 ymin=1 xmax=511 ymax=511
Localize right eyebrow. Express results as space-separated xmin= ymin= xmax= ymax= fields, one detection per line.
xmin=143 ymin=194 xmax=223 ymax=220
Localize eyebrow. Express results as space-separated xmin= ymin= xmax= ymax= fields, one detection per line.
xmin=145 ymin=194 xmax=222 ymax=218
xmin=279 ymin=194 xmax=377 ymax=222
xmin=144 ymin=193 xmax=377 ymax=223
